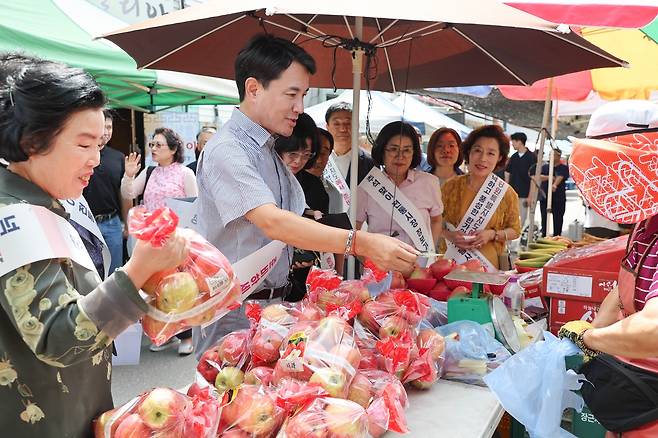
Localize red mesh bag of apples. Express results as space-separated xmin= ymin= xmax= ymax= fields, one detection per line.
xmin=93 ymin=387 xmax=220 ymax=438
xmin=127 ymin=207 xmax=242 ymax=346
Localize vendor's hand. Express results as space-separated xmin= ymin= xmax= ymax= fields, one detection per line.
xmin=558 ymin=320 xmax=598 ymax=361
xmin=470 ymin=230 xmax=496 ymax=249
xmin=123 ymin=230 xmax=189 ymax=289
xmin=124 ymin=152 xmax=141 ymax=178
xmin=357 ymin=232 xmax=418 ymax=274
xmin=312 ymin=210 xmax=324 ymax=221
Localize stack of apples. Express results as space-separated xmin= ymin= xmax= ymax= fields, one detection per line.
xmin=404 ymin=258 xmax=495 ymax=301
xmin=93 ymin=387 xmax=220 ymax=438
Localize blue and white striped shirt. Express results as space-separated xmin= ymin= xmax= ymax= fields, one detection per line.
xmin=196 ymin=108 xmax=305 ymax=288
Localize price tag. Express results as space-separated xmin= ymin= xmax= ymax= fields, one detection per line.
xmin=205 ymin=269 xmax=230 ymax=297
xmin=546 ymin=273 xmax=593 ymax=298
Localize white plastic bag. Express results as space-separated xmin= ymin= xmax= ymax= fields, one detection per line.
xmin=483 ymin=332 xmax=585 ymax=438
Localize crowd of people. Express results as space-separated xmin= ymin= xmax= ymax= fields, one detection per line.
xmin=2 ymin=32 xmax=643 ymax=437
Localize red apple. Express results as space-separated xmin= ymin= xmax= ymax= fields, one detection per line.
xmin=462 ymin=259 xmax=486 ymax=272
xmin=220 ymin=429 xmax=250 ymax=438
xmin=115 ymin=413 xmax=151 ymax=438
xmin=218 ymin=330 xmax=249 ymax=367
xmin=309 ymin=368 xmax=348 ymax=398
xmin=443 ymin=264 xmax=473 ymax=290
xmin=406 ymin=277 xmax=437 ymax=294
xmin=142 ymin=268 xmax=177 ymax=296
xmin=378 ymin=316 xmax=409 ymax=339
xmin=244 ymin=366 xmax=274 ymax=386
xmin=183 ymin=303 xmax=216 ymax=326
xmin=155 ymin=272 xmax=200 ymax=313
xmin=428 ymin=281 xmax=452 ymax=301
xmin=451 ymin=285 xmax=471 ymax=297
xmin=273 ymin=359 xmax=313 ymax=383
xmin=234 ymin=386 xmax=278 ymax=436
xmin=196 ymin=348 xmax=221 ymax=384
xmin=330 ymin=344 xmax=362 ymax=371
xmin=366 ymin=397 xmax=389 ymax=438
xmin=325 ymin=400 xmax=367 ymax=438
xmin=348 ymin=373 xmax=374 ymax=408
xmin=186 ymin=381 xmax=210 ymax=399
xmin=295 ymin=303 xmax=323 ymax=322
xmin=261 ymin=303 xmax=294 ymax=324
xmin=250 ymin=328 xmax=284 ymax=364
xmin=339 ymin=280 xmax=371 ymax=303
xmin=137 ymin=388 xmax=184 ymax=430
xmin=357 ymin=300 xmax=383 ymax=334
xmin=416 ymin=329 xmax=445 ymax=362
xmin=390 ymin=271 xmax=407 ymax=289
xmin=314 ymin=316 xmax=350 ymax=346
xmin=409 ymin=266 xmax=433 ymax=280
xmin=429 ymin=259 xmax=456 ymax=280
xmin=214 ymin=367 xmax=244 ymax=393
xmin=141 ymin=316 xmax=178 ymax=347
xmin=285 ymin=410 xmax=328 ymax=438
xmin=94 ymin=408 xmax=122 ymax=438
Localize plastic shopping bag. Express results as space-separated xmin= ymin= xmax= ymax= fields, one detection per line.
xmin=483 ymin=332 xmax=585 ymax=438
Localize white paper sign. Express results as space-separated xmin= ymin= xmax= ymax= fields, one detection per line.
xmin=546 ymin=272 xmax=593 ymax=298
xmin=166 ymin=197 xmax=198 ymax=230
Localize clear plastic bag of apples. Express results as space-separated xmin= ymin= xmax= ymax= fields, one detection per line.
xmin=93 ymin=387 xmax=221 ymax=438
xmin=127 ymin=206 xmax=242 ymax=346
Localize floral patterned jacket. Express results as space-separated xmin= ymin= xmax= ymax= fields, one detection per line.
xmin=0 ymin=167 xmax=147 ymax=437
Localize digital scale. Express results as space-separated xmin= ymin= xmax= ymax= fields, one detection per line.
xmin=445 ymin=270 xmax=521 ymax=353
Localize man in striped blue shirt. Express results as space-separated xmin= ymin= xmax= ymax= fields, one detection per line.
xmin=194 ymin=35 xmax=419 ymax=355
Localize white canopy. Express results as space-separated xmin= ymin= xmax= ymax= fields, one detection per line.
xmin=304 ymin=90 xmax=423 ymax=133
xmin=391 ymin=94 xmax=471 ymax=139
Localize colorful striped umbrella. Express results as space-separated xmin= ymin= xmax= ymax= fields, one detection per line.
xmin=499 ymin=24 xmax=658 ymax=102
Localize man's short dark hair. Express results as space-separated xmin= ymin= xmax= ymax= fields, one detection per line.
xmin=325 ymin=102 xmax=353 ymax=124
xmin=510 ymin=132 xmax=527 ymax=145
xmin=234 ymin=34 xmax=316 ymax=102
xmin=102 ymin=109 xmax=114 ymax=121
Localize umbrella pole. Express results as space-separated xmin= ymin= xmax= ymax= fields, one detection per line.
xmin=526 ymin=78 xmax=553 ymax=246
xmin=347 ymin=16 xmax=364 ymax=280
xmin=546 ymin=105 xmax=558 ymax=236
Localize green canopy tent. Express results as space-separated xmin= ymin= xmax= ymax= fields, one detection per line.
xmin=0 ymin=0 xmax=239 ymax=112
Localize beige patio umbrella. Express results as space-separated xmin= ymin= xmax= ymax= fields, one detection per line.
xmin=103 ymin=0 xmax=625 ymax=276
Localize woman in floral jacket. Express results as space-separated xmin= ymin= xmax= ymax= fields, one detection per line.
xmin=0 ymin=53 xmax=188 ymax=437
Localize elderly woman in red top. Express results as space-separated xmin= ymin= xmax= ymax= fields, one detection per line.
xmin=558 ymin=100 xmax=658 ymax=437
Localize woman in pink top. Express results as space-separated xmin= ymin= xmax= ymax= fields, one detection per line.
xmin=121 ymin=127 xmax=198 ymax=355
xmin=121 ymin=127 xmax=197 ymax=211
xmin=356 ymin=121 xmax=443 ymax=249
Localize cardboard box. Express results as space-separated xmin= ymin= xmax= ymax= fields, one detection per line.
xmin=549 ymin=298 xmax=600 ymax=328
xmin=542 ymin=236 xmax=627 ymax=302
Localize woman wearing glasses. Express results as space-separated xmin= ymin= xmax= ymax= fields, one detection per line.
xmin=121 ymin=127 xmax=198 ymax=355
xmin=356 ymin=121 xmax=444 ymax=251
xmin=274 ymin=113 xmax=324 ymax=300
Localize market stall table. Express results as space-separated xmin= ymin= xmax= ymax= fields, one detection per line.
xmin=403 ymin=380 xmax=504 ymax=438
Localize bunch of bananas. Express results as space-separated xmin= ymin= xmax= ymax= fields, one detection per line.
xmin=515 ymin=237 xmax=573 ymax=269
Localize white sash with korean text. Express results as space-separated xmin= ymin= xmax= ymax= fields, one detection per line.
xmin=233 ymin=240 xmax=287 ymax=300
xmin=0 ymin=203 xmax=97 ymax=278
xmin=444 ymin=174 xmax=508 ymax=272
xmin=61 ymin=197 xmax=110 ymax=278
xmin=323 ymin=155 xmax=350 ymax=212
xmin=359 ymin=167 xmax=434 ymax=252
